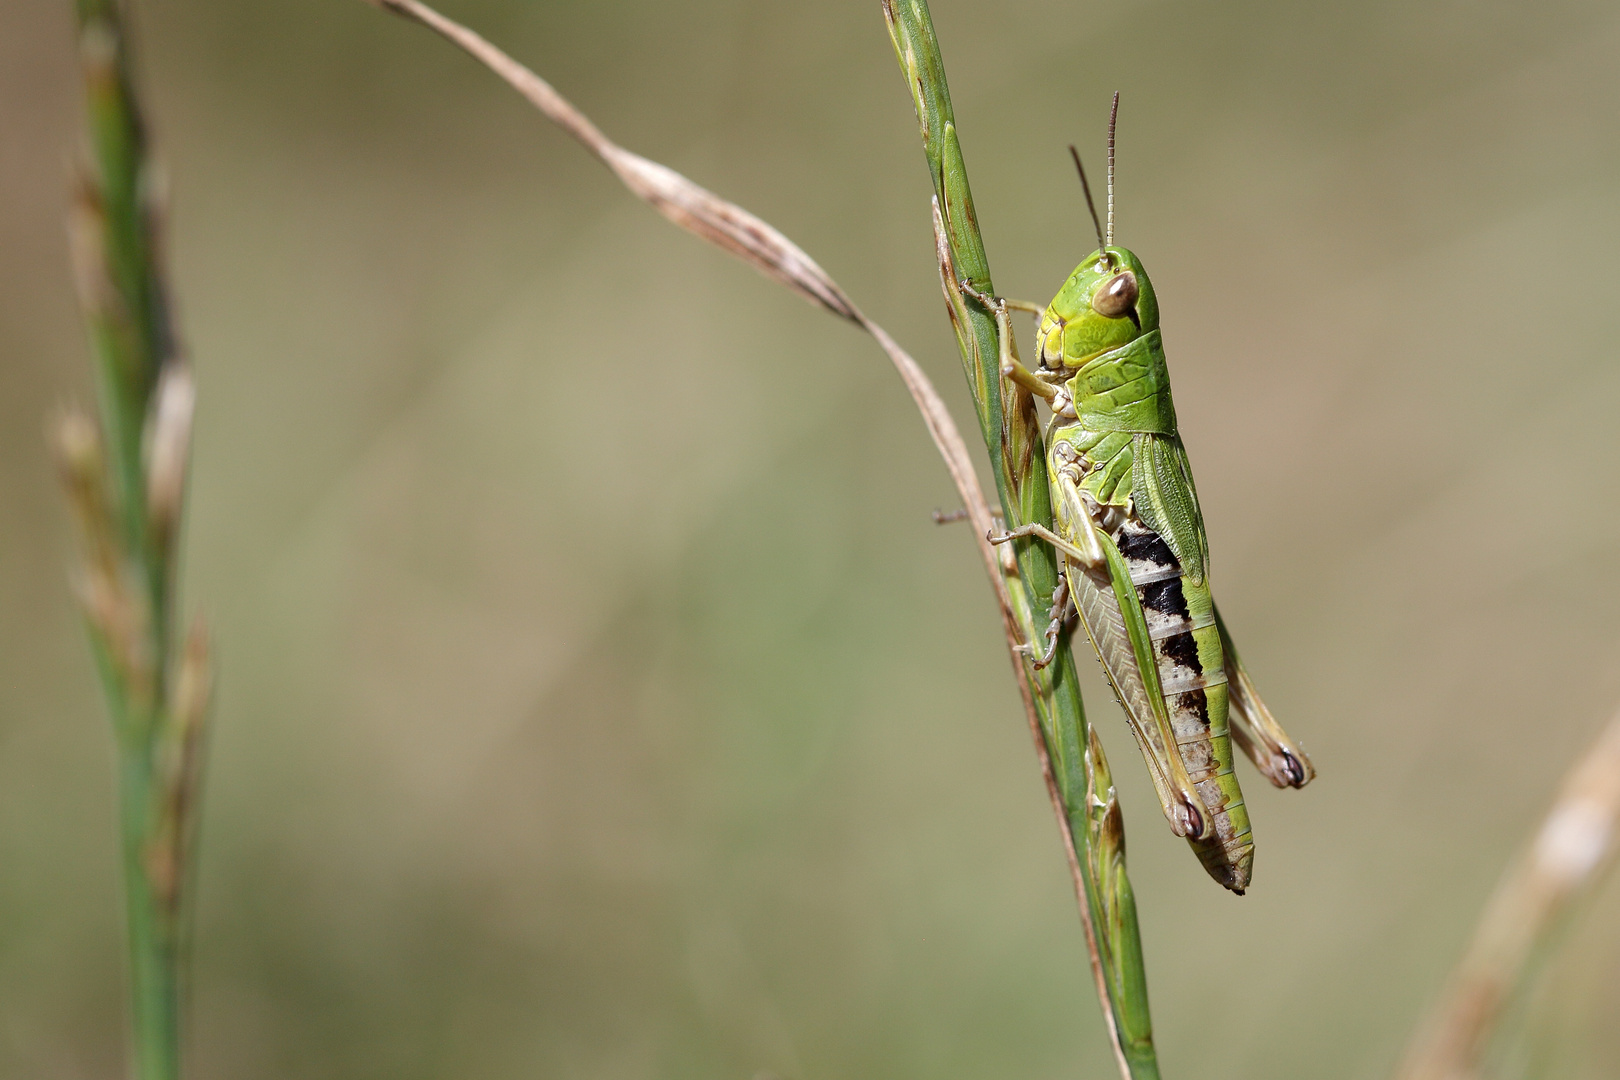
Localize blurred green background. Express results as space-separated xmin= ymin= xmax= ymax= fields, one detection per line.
xmin=5 ymin=0 xmax=1620 ymax=1077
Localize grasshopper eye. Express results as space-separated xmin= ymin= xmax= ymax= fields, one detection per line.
xmin=1092 ymin=271 xmax=1139 ymax=320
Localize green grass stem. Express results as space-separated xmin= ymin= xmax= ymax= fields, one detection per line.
xmin=882 ymin=3 xmax=1160 ymax=1076
xmin=62 ymin=3 xmax=208 ymax=1077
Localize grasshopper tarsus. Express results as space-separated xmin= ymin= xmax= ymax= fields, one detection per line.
xmin=1280 ymin=749 xmax=1310 ymax=788
xmin=1172 ymin=798 xmax=1207 ymax=842
xmin=931 ymin=507 xmax=970 ymax=525
xmin=1011 ymin=583 xmax=1072 ymax=672
xmin=956 ymin=276 xmax=998 ymax=310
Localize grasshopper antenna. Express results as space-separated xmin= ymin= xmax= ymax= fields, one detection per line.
xmin=1106 ymin=91 xmax=1119 ymax=249
xmin=1068 ymin=145 xmax=1109 ymax=268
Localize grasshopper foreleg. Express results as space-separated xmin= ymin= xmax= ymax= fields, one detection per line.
xmin=955 ymin=278 xmax=1043 ymax=317
xmin=957 ymin=279 xmax=1060 ymax=404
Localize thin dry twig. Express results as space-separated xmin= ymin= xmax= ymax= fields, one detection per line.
xmin=1397 ymin=704 xmax=1620 ymax=1080
xmin=361 ymin=0 xmax=1111 ymax=1029
xmin=360 ymin=0 xmax=1010 ymax=703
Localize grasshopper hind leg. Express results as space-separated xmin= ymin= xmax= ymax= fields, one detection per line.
xmin=1027 ymin=577 xmax=1073 ymax=670
xmin=1214 ymin=605 xmax=1315 ymax=789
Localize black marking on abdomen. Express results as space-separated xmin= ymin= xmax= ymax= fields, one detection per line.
xmin=1159 ymin=629 xmax=1202 ymax=674
xmin=1117 ymin=528 xmax=1178 ymax=571
xmin=1169 ymin=688 xmax=1213 ymax=754
xmin=1139 ymin=577 xmax=1190 ymax=619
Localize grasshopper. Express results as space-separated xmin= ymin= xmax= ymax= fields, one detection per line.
xmin=963 ymin=95 xmax=1312 ymax=893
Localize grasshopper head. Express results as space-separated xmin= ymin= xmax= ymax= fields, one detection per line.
xmin=1038 ymin=246 xmax=1160 ymax=372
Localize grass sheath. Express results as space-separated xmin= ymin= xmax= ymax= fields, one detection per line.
xmin=361 ymin=0 xmax=1156 ymax=1075
xmin=61 ymin=2 xmax=209 ymax=1078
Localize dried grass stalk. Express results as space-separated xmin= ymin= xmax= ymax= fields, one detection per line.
xmin=1397 ymin=705 xmax=1620 ymax=1080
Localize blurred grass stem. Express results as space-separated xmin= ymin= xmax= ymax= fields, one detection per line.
xmin=1397 ymin=703 xmax=1620 ymax=1080
xmin=63 ymin=2 xmax=209 ymax=1077
xmin=359 ymin=0 xmax=1149 ymax=1073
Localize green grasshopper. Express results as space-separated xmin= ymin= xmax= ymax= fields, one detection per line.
xmin=963 ymin=95 xmax=1313 ymax=893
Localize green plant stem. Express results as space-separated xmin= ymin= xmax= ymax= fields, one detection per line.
xmin=119 ymin=748 xmax=180 ymax=1080
xmin=883 ymin=3 xmax=1159 ymax=1076
xmin=65 ymin=2 xmax=203 ymax=1078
